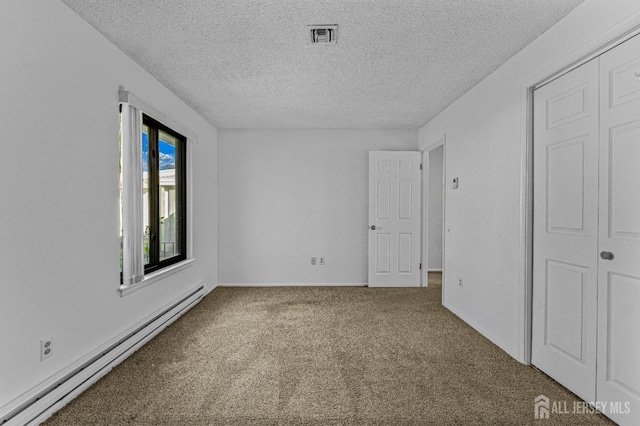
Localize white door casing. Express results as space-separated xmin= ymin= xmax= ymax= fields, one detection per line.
xmin=596 ymin=34 xmax=640 ymax=426
xmin=368 ymin=151 xmax=421 ymax=287
xmin=532 ymin=58 xmax=599 ymax=403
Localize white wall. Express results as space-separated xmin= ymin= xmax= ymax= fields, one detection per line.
xmin=427 ymin=145 xmax=444 ymax=270
xmin=419 ymin=0 xmax=640 ymax=362
xmin=0 ymin=0 xmax=217 ymax=412
xmin=218 ymin=129 xmax=418 ymax=285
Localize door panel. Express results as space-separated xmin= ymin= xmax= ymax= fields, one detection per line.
xmin=544 ymin=260 xmax=588 ymax=362
xmin=546 ymin=136 xmax=588 ymax=234
xmin=532 ymin=58 xmax=599 ymax=403
xmin=606 ymin=273 xmax=640 ymax=392
xmin=608 ymin=122 xmax=640 ymax=238
xmin=597 ymin=34 xmax=640 ymax=426
xmin=376 ymin=233 xmax=391 ymax=273
xmin=546 ymin=83 xmax=591 ymax=128
xmin=398 ymin=233 xmax=413 ymax=273
xmin=368 ymin=151 xmax=421 ymax=287
xmin=608 ymin=54 xmax=640 ymax=108
xmin=377 ymin=180 xmax=391 ymax=220
xmin=399 ymin=180 xmax=413 ymax=219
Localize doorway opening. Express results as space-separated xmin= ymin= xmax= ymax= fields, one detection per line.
xmin=422 ymin=138 xmax=445 ymax=294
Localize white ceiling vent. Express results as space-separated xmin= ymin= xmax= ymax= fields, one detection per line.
xmin=308 ymin=25 xmax=337 ymax=44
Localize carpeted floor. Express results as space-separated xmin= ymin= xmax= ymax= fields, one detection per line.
xmin=44 ymin=274 xmax=614 ymax=425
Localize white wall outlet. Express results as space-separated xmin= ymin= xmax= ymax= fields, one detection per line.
xmin=319 ymin=257 xmax=325 ymax=265
xmin=41 ymin=337 xmax=53 ymax=361
xmin=458 ymin=278 xmax=463 ymax=287
xmin=311 ymin=257 xmax=317 ymax=265
xmin=452 ymin=177 xmax=459 ymax=189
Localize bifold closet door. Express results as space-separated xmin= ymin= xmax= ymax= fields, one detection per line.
xmin=532 ymin=58 xmax=600 ymax=403
xmin=596 ymin=34 xmax=640 ymax=426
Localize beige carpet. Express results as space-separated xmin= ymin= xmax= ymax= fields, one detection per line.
xmin=44 ymin=274 xmax=614 ymax=425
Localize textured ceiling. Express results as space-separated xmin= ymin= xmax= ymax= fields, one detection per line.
xmin=61 ymin=0 xmax=584 ymax=129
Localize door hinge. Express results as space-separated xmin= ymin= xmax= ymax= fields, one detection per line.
xmin=420 ymin=262 xmax=422 ymax=270
xmin=420 ymin=163 xmax=423 ymax=170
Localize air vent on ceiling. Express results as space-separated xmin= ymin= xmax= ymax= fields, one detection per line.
xmin=308 ymin=25 xmax=338 ymax=44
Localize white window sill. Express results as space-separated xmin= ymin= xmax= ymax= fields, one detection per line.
xmin=119 ymin=258 xmax=196 ymax=297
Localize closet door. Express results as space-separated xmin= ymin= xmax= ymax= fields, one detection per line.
xmin=596 ymin=34 xmax=640 ymax=425
xmin=532 ymin=58 xmax=600 ymax=403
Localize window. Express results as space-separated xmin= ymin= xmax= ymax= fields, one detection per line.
xmin=141 ymin=115 xmax=187 ymax=272
xmin=120 ymin=107 xmax=187 ymax=285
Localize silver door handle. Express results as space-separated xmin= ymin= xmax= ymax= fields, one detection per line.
xmin=600 ymin=251 xmax=614 ymax=260
xmin=370 ymin=225 xmax=376 ymax=230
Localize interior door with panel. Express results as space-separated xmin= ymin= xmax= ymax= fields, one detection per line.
xmin=596 ymin=34 xmax=640 ymax=425
xmin=368 ymin=151 xmax=421 ymax=287
xmin=532 ymin=58 xmax=599 ymax=403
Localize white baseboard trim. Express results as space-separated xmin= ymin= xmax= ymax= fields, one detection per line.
xmin=1 ymin=283 xmax=207 ymax=426
xmin=427 ymin=269 xmax=443 ymax=272
xmin=218 ymin=282 xmax=368 ymax=287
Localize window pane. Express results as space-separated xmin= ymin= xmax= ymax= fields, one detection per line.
xmin=142 ymin=125 xmax=151 ymax=265
xmin=158 ymin=130 xmax=181 ymax=261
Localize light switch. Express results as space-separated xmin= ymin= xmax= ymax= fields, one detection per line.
xmin=453 ymin=177 xmax=459 ymax=189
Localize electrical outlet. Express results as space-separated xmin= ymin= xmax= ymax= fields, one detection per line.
xmin=458 ymin=278 xmax=463 ymax=287
xmin=319 ymin=257 xmax=325 ymax=265
xmin=41 ymin=337 xmax=53 ymax=361
xmin=453 ymin=177 xmax=459 ymax=189
xmin=311 ymin=257 xmax=317 ymax=265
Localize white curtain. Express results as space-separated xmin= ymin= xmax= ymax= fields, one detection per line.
xmin=121 ymin=103 xmax=144 ymax=285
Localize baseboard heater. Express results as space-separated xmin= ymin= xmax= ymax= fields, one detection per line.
xmin=1 ymin=284 xmax=206 ymax=426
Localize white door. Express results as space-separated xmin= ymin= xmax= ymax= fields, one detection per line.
xmin=532 ymin=58 xmax=600 ymax=403
xmin=368 ymin=151 xmax=421 ymax=287
xmin=596 ymin=34 xmax=640 ymax=425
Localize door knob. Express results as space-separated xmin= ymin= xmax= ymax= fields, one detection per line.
xmin=600 ymin=251 xmax=614 ymax=260
xmin=370 ymin=225 xmax=376 ymax=230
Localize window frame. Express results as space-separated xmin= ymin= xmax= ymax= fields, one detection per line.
xmin=142 ymin=113 xmax=188 ymax=275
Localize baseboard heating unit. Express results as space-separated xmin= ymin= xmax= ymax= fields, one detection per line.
xmin=1 ymin=283 xmax=207 ymax=426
